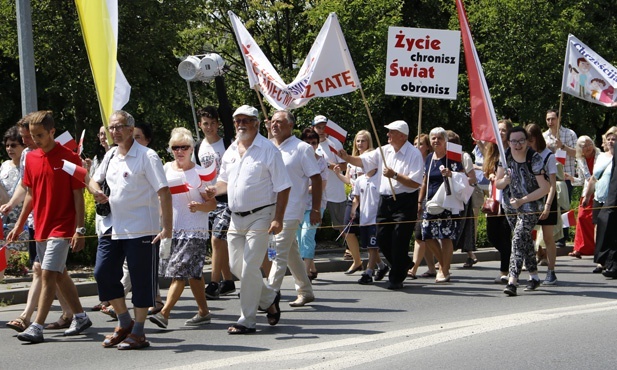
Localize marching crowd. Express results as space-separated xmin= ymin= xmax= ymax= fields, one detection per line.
xmin=2 ymin=106 xmax=616 ymax=349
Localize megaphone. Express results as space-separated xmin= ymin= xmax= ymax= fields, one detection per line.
xmin=178 ymin=53 xmax=226 ymax=82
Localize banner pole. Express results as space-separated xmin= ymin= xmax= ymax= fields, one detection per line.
xmin=557 ymin=91 xmax=564 ymax=133
xmin=359 ymin=87 xmax=397 ymax=200
xmin=187 ymin=81 xmax=200 ymax=141
xmin=254 ymin=87 xmax=272 ymax=137
xmin=417 ymin=97 xmax=423 ymax=140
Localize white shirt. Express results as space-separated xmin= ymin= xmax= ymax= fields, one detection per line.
xmin=274 ymin=136 xmax=320 ymax=222
xmin=316 ymin=137 xmax=347 ymax=202
xmin=196 ymin=137 xmax=226 ymax=180
xmin=219 ymin=134 xmax=291 ymax=213
xmin=93 ymin=142 xmax=168 ymax=239
xmin=538 ymin=148 xmax=558 ymax=175
xmin=360 ymin=141 xmax=424 ymax=195
xmin=305 ymin=155 xmax=328 ymax=210
xmin=351 ymin=173 xmax=380 ymax=225
xmin=164 ymin=163 xmax=210 ymax=239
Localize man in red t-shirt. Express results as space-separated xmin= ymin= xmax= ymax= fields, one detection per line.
xmin=6 ymin=111 xmax=91 ymax=343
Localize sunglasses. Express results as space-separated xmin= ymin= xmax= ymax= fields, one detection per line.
xmin=171 ymin=145 xmax=191 ymax=152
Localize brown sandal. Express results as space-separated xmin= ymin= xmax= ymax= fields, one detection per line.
xmin=45 ymin=314 xmax=72 ymax=330
xmin=6 ymin=317 xmax=30 ymax=332
xmin=117 ymin=333 xmax=150 ymax=350
xmin=102 ymin=321 xmax=134 ymax=348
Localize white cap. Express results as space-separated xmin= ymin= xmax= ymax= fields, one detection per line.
xmin=384 ymin=120 xmax=409 ymax=136
xmin=312 ymin=115 xmax=328 ymax=126
xmin=233 ymin=105 xmax=259 ymax=118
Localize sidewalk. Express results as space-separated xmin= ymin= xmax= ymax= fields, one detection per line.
xmin=0 ymin=245 xmax=574 ymax=305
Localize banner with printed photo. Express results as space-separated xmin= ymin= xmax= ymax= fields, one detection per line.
xmin=385 ymin=27 xmax=460 ymax=100
xmin=561 ymin=34 xmax=617 ymax=107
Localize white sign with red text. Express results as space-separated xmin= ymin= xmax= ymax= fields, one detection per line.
xmin=385 ymin=27 xmax=460 ymax=100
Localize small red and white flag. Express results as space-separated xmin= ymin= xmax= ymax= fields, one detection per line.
xmin=328 ymin=145 xmax=339 ymax=155
xmin=325 ymin=120 xmax=347 ymax=144
xmin=555 ymin=149 xmax=567 ymax=166
xmin=57 ymin=131 xmax=78 ymax=151
xmin=196 ymin=166 xmax=217 ymax=183
xmin=561 ymin=210 xmax=576 ymax=227
xmin=61 ymin=160 xmax=87 ymax=183
xmin=77 ymin=129 xmax=86 ymax=155
xmin=0 ymin=245 xmax=7 ymax=272
xmin=168 ymin=177 xmax=189 ymax=195
xmin=446 ymin=142 xmax=463 ymax=163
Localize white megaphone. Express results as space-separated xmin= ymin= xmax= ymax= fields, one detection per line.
xmin=178 ymin=53 xmax=225 ymax=82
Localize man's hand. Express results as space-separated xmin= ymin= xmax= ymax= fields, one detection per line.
xmin=153 ymin=227 xmax=172 ymax=244
xmin=309 ymin=210 xmax=321 ymax=225
xmin=71 ymin=233 xmax=85 ymax=252
xmin=5 ymin=227 xmax=20 ymax=243
xmin=268 ymin=220 xmax=283 ymax=235
xmin=92 ymin=190 xmax=108 ymax=204
xmin=383 ymin=166 xmax=396 ymax=178
xmin=0 ymin=203 xmax=13 ymax=215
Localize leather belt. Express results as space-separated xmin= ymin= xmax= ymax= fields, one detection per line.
xmin=233 ymin=204 xmax=274 ymax=217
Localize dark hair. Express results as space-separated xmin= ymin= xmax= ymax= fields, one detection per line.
xmin=28 ymin=110 xmax=55 ymax=131
xmin=196 ymin=106 xmax=219 ymax=121
xmin=3 ymin=126 xmax=23 ymax=146
xmin=135 ymin=122 xmax=153 ymax=146
xmin=300 ymin=128 xmax=319 ymax=141
xmin=506 ymin=126 xmax=528 ymax=141
xmin=525 ymin=123 xmax=546 ymax=152
xmin=446 ymin=130 xmax=461 ymax=145
xmin=546 ymin=109 xmax=559 ymax=118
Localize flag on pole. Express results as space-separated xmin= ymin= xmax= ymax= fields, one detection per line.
xmin=196 ymin=166 xmax=217 ymax=183
xmin=0 ymin=245 xmax=7 ymax=272
xmin=56 ymin=131 xmax=78 ymax=151
xmin=446 ymin=142 xmax=463 ymax=162
xmin=561 ymin=210 xmax=576 ymax=228
xmin=75 ymin=0 xmax=131 ymax=130
xmin=168 ymin=177 xmax=189 ymax=195
xmin=324 ymin=120 xmax=347 ymax=143
xmin=561 ymin=34 xmax=617 ymax=107
xmin=77 ymin=129 xmax=86 ymax=156
xmin=455 ymin=0 xmax=507 ymax=167
xmin=61 ymin=160 xmax=88 ymax=183
xmin=555 ymin=149 xmax=567 ymax=165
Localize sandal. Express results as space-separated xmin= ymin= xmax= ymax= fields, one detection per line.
xmin=117 ymin=333 xmax=150 ymax=350
xmin=102 ymin=321 xmax=134 ymax=348
xmin=420 ymin=271 xmax=437 ymax=278
xmin=45 ymin=314 xmax=73 ymax=330
xmin=6 ymin=316 xmax=30 ymax=332
xmin=463 ymin=257 xmax=478 ymax=268
xmin=568 ymin=251 xmax=582 ymax=259
xmin=407 ymin=271 xmax=418 ymax=280
xmin=343 ymin=250 xmax=353 ymax=260
xmin=92 ymin=301 xmax=109 ymax=311
xmin=227 ymin=324 xmax=256 ymax=334
xmin=147 ymin=300 xmax=164 ymax=316
xmin=266 ymin=292 xmax=281 ymax=326
xmin=308 ymin=271 xmax=318 ymax=281
xmin=101 ymin=305 xmax=118 ymax=320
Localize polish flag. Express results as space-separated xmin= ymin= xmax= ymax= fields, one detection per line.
xmin=0 ymin=245 xmax=7 ymax=272
xmin=56 ymin=131 xmax=78 ymax=151
xmin=168 ymin=177 xmax=189 ymax=194
xmin=77 ymin=129 xmax=86 ymax=155
xmin=61 ymin=160 xmax=87 ymax=183
xmin=325 ymin=120 xmax=347 ymax=143
xmin=329 ymin=145 xmax=339 ymax=155
xmin=196 ymin=166 xmax=217 ymax=183
xmin=446 ymin=142 xmax=463 ymax=163
xmin=555 ymin=149 xmax=567 ymax=165
xmin=561 ymin=210 xmax=576 ymax=227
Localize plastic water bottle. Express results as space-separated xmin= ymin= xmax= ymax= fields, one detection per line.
xmin=267 ymin=234 xmax=277 ymax=261
xmin=160 ymin=238 xmax=172 ymax=259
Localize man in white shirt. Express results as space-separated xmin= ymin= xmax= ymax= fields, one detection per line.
xmin=338 ymin=120 xmax=424 ymax=290
xmin=312 ymin=115 xmax=347 ymax=233
xmin=210 ymin=105 xmax=291 ymax=334
xmin=269 ymin=110 xmax=322 ymax=307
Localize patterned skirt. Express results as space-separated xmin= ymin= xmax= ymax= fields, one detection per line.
xmin=159 ymin=235 xmax=208 ymax=279
xmin=421 ymin=209 xmax=461 ymax=240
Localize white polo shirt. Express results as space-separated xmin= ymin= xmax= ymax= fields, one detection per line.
xmin=93 ymin=141 xmax=168 ymax=239
xmin=351 ymin=173 xmax=380 ymax=225
xmin=274 ymin=135 xmax=320 ymax=222
xmin=360 ymin=141 xmax=424 ymax=195
xmin=316 ymin=137 xmax=346 ymax=203
xmin=219 ymin=134 xmax=291 ymax=213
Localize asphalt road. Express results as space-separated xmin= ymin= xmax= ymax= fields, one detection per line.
xmin=1 ymin=256 xmax=616 ymax=370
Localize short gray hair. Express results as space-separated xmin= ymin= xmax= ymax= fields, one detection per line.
xmin=111 ymin=110 xmax=135 ymax=127
xmin=429 ymin=127 xmax=448 ymax=142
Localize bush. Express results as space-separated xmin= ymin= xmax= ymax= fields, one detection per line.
xmin=5 ymin=250 xmax=29 ymax=277
xmin=66 ymin=191 xmax=98 ymax=266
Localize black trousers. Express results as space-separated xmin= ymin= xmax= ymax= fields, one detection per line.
xmin=376 ymin=192 xmax=418 ymax=284
xmin=486 ymin=210 xmax=512 ymax=273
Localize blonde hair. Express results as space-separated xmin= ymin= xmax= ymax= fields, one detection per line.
xmin=575 ymin=135 xmax=596 ymax=159
xmin=352 ymin=130 xmax=374 ymax=156
xmin=168 ymin=127 xmax=194 ymax=148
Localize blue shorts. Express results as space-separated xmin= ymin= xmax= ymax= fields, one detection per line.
xmin=359 ymin=225 xmax=378 ymax=249
xmin=209 ymin=202 xmax=231 ymax=240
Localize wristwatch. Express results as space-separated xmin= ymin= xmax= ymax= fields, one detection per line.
xmin=392 ymin=172 xmax=398 ymax=180
xmin=76 ymin=227 xmax=86 ymax=235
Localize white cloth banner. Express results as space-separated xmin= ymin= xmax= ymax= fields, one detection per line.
xmin=106 ymin=0 xmax=131 ymax=110
xmin=229 ymin=11 xmax=361 ymax=110
xmin=561 ymin=34 xmax=617 ymax=107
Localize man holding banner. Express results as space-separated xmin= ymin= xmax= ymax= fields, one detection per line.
xmin=338 ymin=121 xmax=424 ymax=290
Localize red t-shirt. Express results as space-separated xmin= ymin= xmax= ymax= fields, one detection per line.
xmin=23 ymin=143 xmax=85 ymax=240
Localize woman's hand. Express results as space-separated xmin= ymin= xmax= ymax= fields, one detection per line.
xmin=539 ymin=207 xmax=549 ymax=220
xmin=510 ymin=197 xmax=522 ymax=209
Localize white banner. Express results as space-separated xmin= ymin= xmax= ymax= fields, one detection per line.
xmin=385 ymin=27 xmax=460 ymax=100
xmin=229 ymin=12 xmax=360 ymax=110
xmin=561 ymin=34 xmax=617 ymax=107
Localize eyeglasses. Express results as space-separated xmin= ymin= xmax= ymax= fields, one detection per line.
xmin=509 ymin=139 xmax=527 ymax=145
xmin=5 ymin=143 xmax=21 ymax=148
xmin=171 ymin=145 xmax=191 ymax=152
xmin=234 ymin=118 xmax=256 ymax=125
xmin=108 ymin=124 xmax=129 ymax=131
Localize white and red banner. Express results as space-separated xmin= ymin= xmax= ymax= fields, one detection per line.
xmin=56 ymin=131 xmax=78 ymax=151
xmin=325 ymin=119 xmax=347 ymax=143
xmin=455 ymin=0 xmax=506 ymax=167
xmin=561 ymin=34 xmax=617 ymax=107
xmin=77 ymin=129 xmax=86 ymax=156
xmin=168 ymin=177 xmax=189 ymax=195
xmin=61 ymin=160 xmax=87 ymax=183
xmin=561 ymin=210 xmax=576 ymax=228
xmin=385 ymin=27 xmax=460 ymax=99
xmin=229 ymin=11 xmax=360 ymax=110
xmin=446 ymin=142 xmax=463 ymax=163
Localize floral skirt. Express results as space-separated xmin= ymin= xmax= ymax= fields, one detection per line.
xmin=159 ymin=235 xmax=207 ymax=279
xmin=421 ymin=209 xmax=460 ymax=240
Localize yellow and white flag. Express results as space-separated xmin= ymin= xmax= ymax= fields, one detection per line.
xmin=75 ymin=0 xmax=131 ymax=128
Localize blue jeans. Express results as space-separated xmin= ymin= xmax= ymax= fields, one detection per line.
xmin=297 ymin=208 xmax=324 ymax=259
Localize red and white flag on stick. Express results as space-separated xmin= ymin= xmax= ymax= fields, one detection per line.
xmin=56 ymin=131 xmax=78 ymax=151
xmin=555 ymin=149 xmax=567 ymax=165
xmin=455 ymin=0 xmax=507 ymax=167
xmin=168 ymin=177 xmax=189 ymax=195
xmin=446 ymin=142 xmax=463 ymax=162
xmin=196 ymin=166 xmax=217 ymax=184
xmin=561 ymin=210 xmax=576 ymax=227
xmin=325 ymin=120 xmax=347 ymax=144
xmin=61 ymin=160 xmax=87 ymax=183
xmin=0 ymin=245 xmax=7 ymax=272
xmin=77 ymin=130 xmax=86 ymax=156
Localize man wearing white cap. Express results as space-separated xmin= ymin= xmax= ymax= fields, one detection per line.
xmin=338 ymin=120 xmax=424 ymax=290
xmin=208 ymin=105 xmax=291 ymax=334
xmin=312 ymin=115 xmax=347 ymax=233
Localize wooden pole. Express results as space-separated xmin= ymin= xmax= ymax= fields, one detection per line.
xmin=359 ymin=87 xmax=397 ymax=200
xmin=254 ymin=87 xmax=272 ymax=138
xmin=417 ymin=97 xmax=423 ymax=141
xmin=557 ymin=91 xmax=564 ymax=133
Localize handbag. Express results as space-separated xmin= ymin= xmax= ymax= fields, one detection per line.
xmin=481 ymin=180 xmax=499 ymax=215
xmin=425 ymin=156 xmax=446 ymax=215
xmin=95 ymin=149 xmax=116 ymax=217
